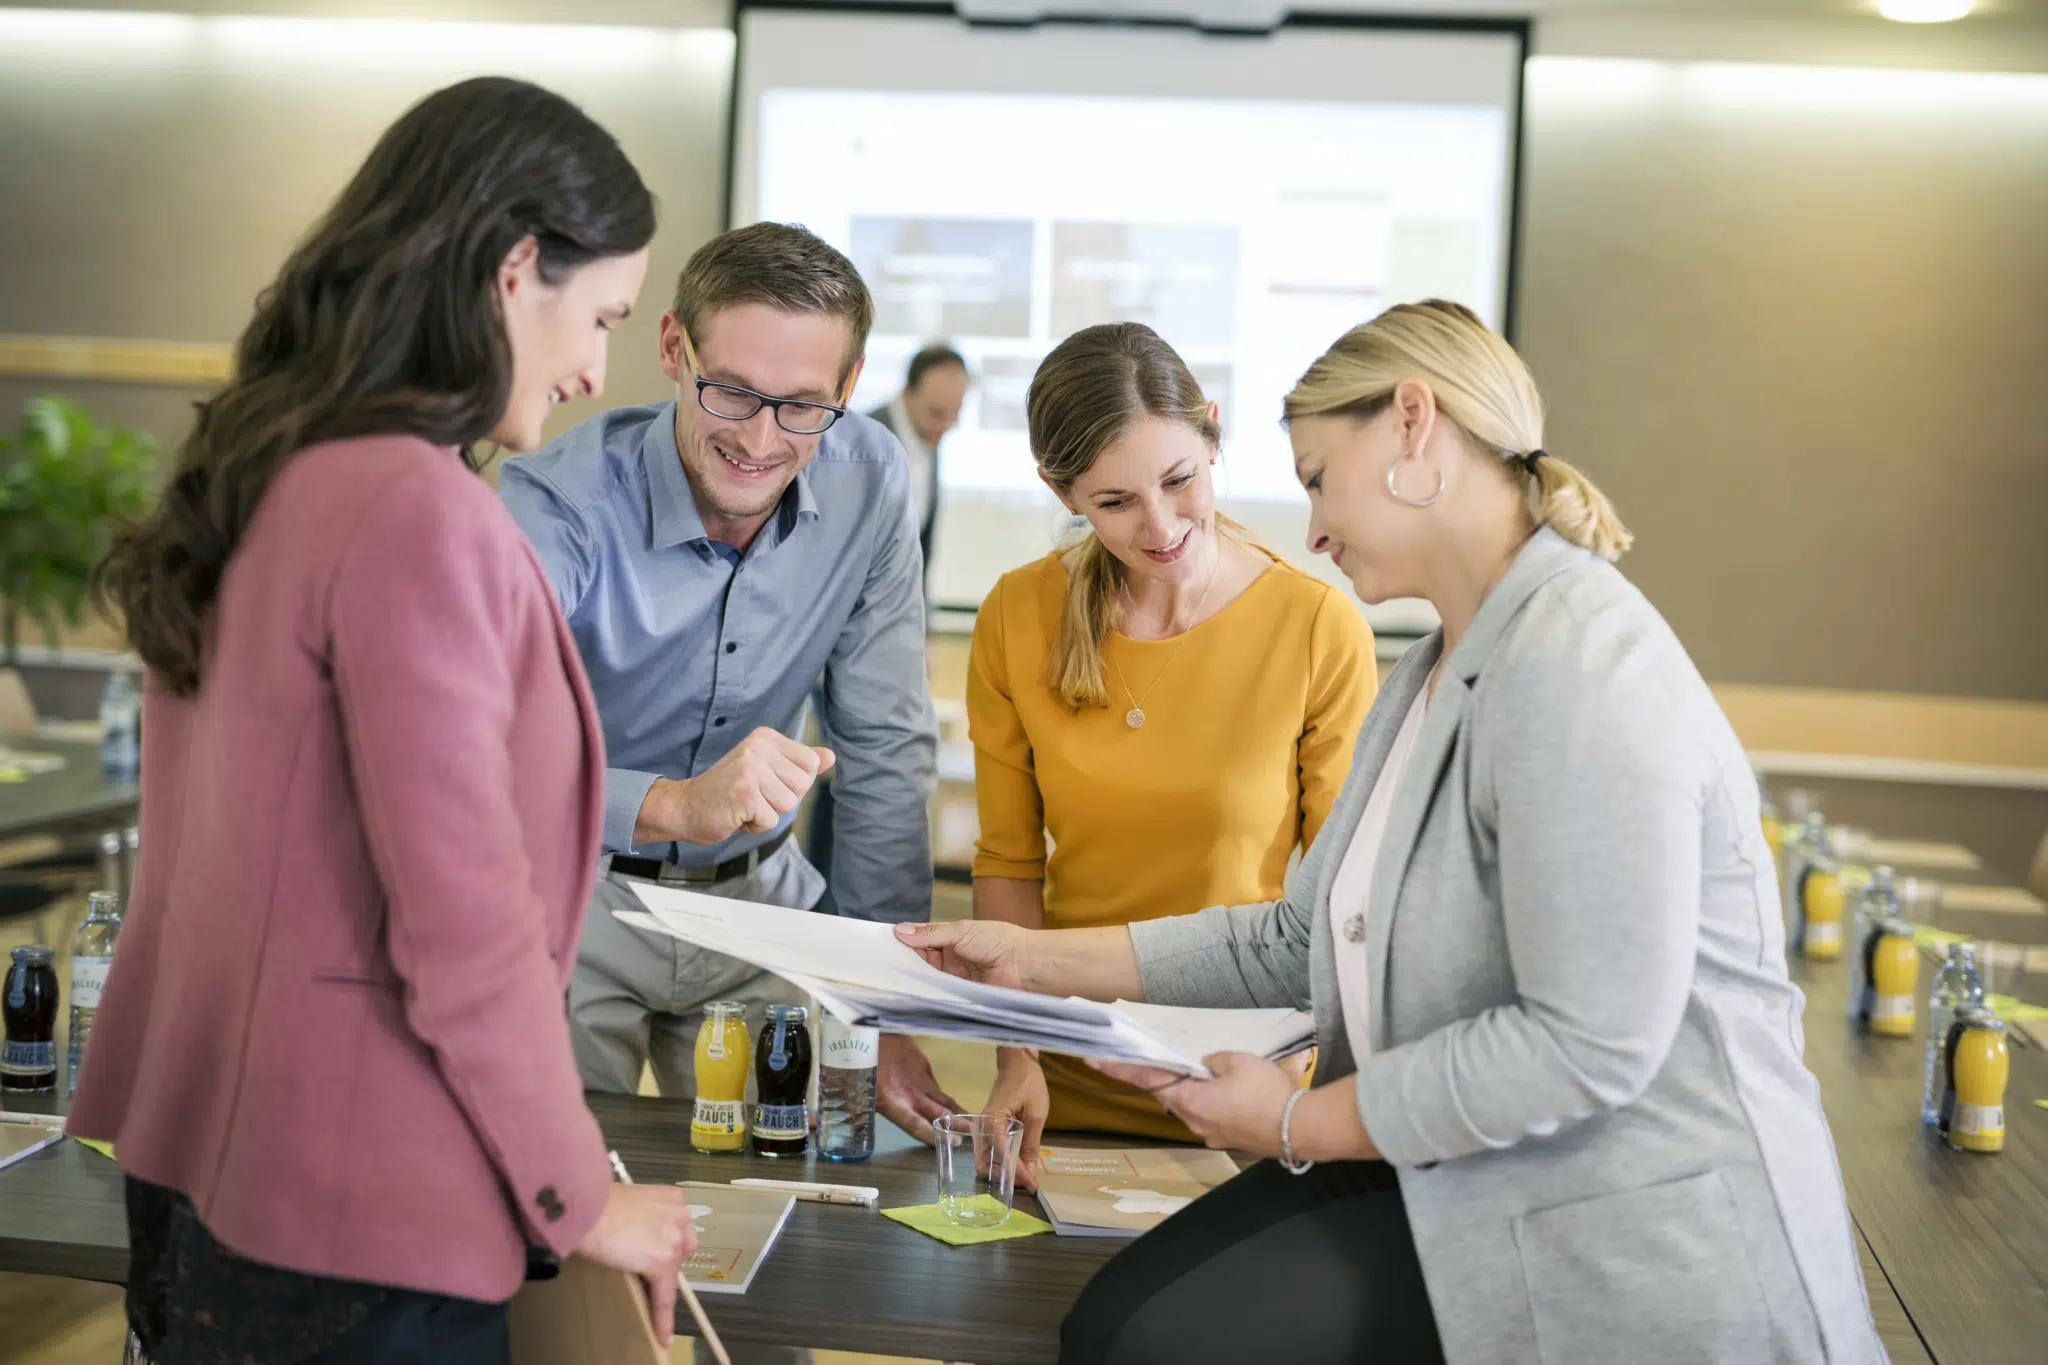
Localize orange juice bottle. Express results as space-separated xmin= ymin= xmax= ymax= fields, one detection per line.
xmin=1863 ymin=917 xmax=1919 ymax=1037
xmin=691 ymin=1001 xmax=751 ymax=1154
xmin=1943 ymin=1008 xmax=2008 ymax=1154
xmin=1800 ymin=870 xmax=1845 ymax=960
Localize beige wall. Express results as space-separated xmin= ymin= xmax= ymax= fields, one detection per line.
xmin=1516 ymin=54 xmax=2048 ymax=703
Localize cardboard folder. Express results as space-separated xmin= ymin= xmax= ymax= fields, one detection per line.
xmin=509 ymin=1255 xmax=666 ymax=1365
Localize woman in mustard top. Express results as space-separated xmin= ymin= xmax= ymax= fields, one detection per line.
xmin=970 ymin=323 xmax=1375 ymax=1170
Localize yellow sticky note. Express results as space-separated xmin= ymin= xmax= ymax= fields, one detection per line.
xmin=1910 ymin=924 xmax=1970 ymax=951
xmin=881 ymin=1197 xmax=1051 ymax=1246
xmin=73 ymin=1137 xmax=116 ymax=1163
xmin=1987 ymin=994 xmax=2048 ymax=1024
xmin=2035 ymin=1100 xmax=2048 ymax=1113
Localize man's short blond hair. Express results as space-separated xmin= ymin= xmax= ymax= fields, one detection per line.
xmin=671 ymin=222 xmax=874 ymax=380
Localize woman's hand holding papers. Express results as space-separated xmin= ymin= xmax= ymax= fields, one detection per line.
xmin=1088 ymin=1056 xmax=1381 ymax=1164
xmin=575 ymin=1183 xmax=701 ymax=1345
xmin=893 ymin=919 xmax=1146 ymax=1003
xmin=894 ymin=918 xmax=1031 ymax=990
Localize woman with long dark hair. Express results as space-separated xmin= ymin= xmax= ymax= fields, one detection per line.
xmin=71 ymin=77 xmax=696 ymax=1364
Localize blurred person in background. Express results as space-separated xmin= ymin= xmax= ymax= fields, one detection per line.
xmin=958 ymin=322 xmax=1375 ymax=1181
xmin=870 ymin=342 xmax=970 ymax=594
xmin=73 ymin=78 xmax=697 ymax=1364
xmin=900 ymin=301 xmax=1881 ymax=1364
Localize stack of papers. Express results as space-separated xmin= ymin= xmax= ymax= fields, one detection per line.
xmin=619 ymin=886 xmax=1314 ymax=1077
xmin=1034 ymin=1147 xmax=1243 ymax=1237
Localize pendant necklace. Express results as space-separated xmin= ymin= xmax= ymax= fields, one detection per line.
xmin=1108 ymin=550 xmax=1222 ymax=730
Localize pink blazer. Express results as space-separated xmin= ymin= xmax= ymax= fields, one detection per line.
xmin=70 ymin=435 xmax=612 ymax=1303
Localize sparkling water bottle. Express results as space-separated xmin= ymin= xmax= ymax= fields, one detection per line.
xmin=816 ymin=1014 xmax=879 ymax=1162
xmin=99 ymin=669 xmax=141 ymax=783
xmin=68 ymin=891 xmax=123 ymax=1095
xmin=1921 ymin=943 xmax=1985 ymax=1125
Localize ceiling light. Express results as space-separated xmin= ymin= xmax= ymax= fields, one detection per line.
xmin=1877 ymin=0 xmax=1974 ymax=21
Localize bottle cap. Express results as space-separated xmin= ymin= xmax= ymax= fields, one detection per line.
xmin=1954 ymin=1003 xmax=2001 ymax=1028
xmin=10 ymin=945 xmax=54 ymax=966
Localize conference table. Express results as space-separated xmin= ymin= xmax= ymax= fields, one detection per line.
xmin=0 ymin=1094 xmax=1125 ymax=1364
xmin=0 ymin=738 xmax=138 ymax=846
xmin=2 ymin=839 xmax=2044 ymax=1363
xmin=1792 ymin=849 xmax=2048 ymax=1365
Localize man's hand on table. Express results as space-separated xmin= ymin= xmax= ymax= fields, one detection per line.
xmin=634 ymin=727 xmax=834 ymax=847
xmin=877 ymin=1033 xmax=962 ymax=1146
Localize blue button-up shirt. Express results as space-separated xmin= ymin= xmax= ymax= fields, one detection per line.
xmin=500 ymin=400 xmax=936 ymax=924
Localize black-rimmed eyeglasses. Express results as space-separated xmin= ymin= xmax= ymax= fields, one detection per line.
xmin=678 ymin=325 xmax=847 ymax=436
xmin=690 ymin=377 xmax=846 ymax=436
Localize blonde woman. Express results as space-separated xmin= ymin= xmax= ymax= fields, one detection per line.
xmin=968 ymin=322 xmax=1374 ymax=1170
xmin=904 ymin=302 xmax=1881 ymax=1362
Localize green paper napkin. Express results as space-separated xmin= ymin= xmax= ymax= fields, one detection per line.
xmin=2035 ymin=1100 xmax=2048 ymax=1113
xmin=1910 ymin=924 xmax=1970 ymax=950
xmin=1987 ymin=994 xmax=2048 ymax=1024
xmin=74 ymin=1137 xmax=116 ymax=1162
xmin=882 ymin=1196 xmax=1051 ymax=1245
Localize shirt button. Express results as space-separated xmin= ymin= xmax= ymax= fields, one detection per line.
xmin=713 ymin=717 xmax=727 ymax=728
xmin=725 ymin=642 xmax=738 ymax=654
xmin=536 ymin=1186 xmax=565 ymax=1223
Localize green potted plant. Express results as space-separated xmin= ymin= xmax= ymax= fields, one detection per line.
xmin=0 ymin=396 xmax=158 ymax=666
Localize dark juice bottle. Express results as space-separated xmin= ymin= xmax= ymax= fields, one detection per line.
xmin=3 ymin=946 xmax=60 ymax=1094
xmin=752 ymin=1004 xmax=811 ymax=1158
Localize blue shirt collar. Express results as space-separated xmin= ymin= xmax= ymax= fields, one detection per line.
xmin=642 ymin=398 xmax=821 ymax=552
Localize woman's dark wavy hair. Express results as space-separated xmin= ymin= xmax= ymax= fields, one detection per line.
xmin=93 ymin=76 xmax=656 ymax=695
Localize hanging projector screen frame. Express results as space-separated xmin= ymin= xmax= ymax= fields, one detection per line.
xmin=725 ymin=0 xmax=1530 ymax=340
xmin=725 ymin=1 xmax=1530 ymax=620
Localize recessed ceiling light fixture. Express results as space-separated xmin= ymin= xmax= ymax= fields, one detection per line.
xmin=1877 ymin=0 xmax=1975 ymax=22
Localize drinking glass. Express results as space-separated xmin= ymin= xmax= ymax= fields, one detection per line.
xmin=1897 ymin=876 xmax=1944 ymax=922
xmin=934 ymin=1113 xmax=1023 ymax=1227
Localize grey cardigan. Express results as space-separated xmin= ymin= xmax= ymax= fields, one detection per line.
xmin=1130 ymin=529 xmax=1885 ymax=1365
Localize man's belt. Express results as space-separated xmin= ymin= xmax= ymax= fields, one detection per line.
xmin=607 ymin=826 xmax=794 ymax=886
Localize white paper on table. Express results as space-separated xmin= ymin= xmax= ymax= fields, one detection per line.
xmin=1858 ymin=839 xmax=1981 ymax=873
xmin=616 ymin=887 xmax=1312 ymax=1077
xmin=1938 ymin=884 xmax=2045 ymax=916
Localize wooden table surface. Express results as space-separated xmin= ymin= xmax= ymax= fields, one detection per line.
xmin=601 ymin=1093 xmax=1126 ymax=1363
xmin=1790 ymin=864 xmax=2048 ymax=1365
xmin=0 ymin=1092 xmax=1126 ymax=1365
xmin=0 ymin=739 xmax=137 ymax=845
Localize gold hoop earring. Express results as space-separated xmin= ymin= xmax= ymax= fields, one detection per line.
xmin=1386 ymin=450 xmax=1444 ymax=509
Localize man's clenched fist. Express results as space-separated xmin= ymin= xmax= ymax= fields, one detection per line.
xmin=634 ymin=727 xmax=834 ymax=847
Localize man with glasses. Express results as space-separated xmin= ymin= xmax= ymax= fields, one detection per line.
xmin=500 ymin=223 xmax=955 ymax=1163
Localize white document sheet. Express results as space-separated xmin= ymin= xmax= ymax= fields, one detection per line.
xmin=617 ymin=886 xmax=1314 ymax=1077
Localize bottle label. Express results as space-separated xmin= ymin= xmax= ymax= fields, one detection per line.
xmin=71 ymin=956 xmax=112 ymax=1010
xmin=821 ymin=1017 xmax=880 ymax=1069
xmin=1872 ymin=994 xmax=1913 ymax=1023
xmin=754 ymin=1102 xmax=809 ymax=1140
xmin=1954 ymin=1103 xmax=2003 ymax=1138
xmin=1 ymin=1039 xmax=55 ymax=1075
xmin=1806 ymin=923 xmax=1840 ymax=949
xmin=691 ymin=1099 xmax=746 ymax=1135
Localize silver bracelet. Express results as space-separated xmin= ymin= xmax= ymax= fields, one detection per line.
xmin=1279 ymin=1088 xmax=1314 ymax=1175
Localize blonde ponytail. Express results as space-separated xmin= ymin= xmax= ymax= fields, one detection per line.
xmin=1051 ymin=530 xmax=1123 ymax=710
xmin=1285 ymin=299 xmax=1633 ymax=560
xmin=1529 ymin=453 xmax=1632 ymax=562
